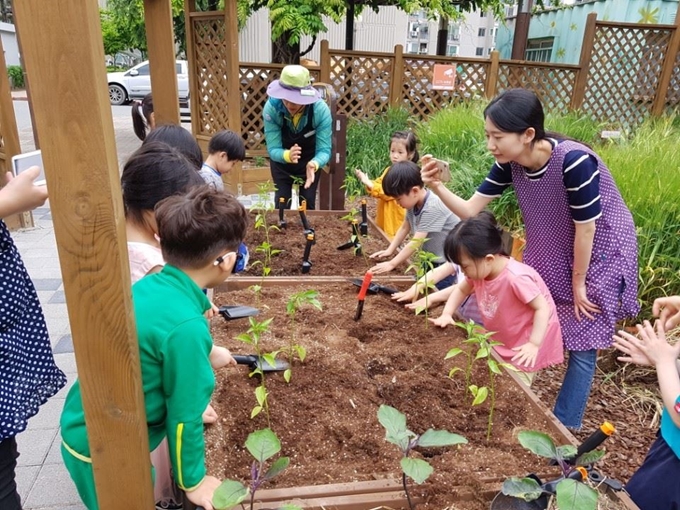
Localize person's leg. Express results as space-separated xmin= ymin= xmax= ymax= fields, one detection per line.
xmin=0 ymin=437 xmax=22 ymax=510
xmin=61 ymin=444 xmax=99 ymax=510
xmin=299 ymin=174 xmax=321 ymax=210
xmin=552 ymin=349 xmax=598 ymax=430
xmin=270 ymin=165 xmax=294 ymax=209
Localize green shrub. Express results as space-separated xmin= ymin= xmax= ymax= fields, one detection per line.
xmin=7 ymin=65 xmax=24 ymax=89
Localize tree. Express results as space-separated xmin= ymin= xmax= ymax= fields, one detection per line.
xmin=100 ymin=9 xmax=128 ymax=59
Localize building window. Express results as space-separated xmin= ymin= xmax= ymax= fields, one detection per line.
xmin=447 ymin=45 xmax=459 ymax=56
xmin=419 ymin=42 xmax=428 ymax=54
xmin=475 ymin=47 xmax=484 ymax=56
xmin=525 ymin=37 xmax=554 ymax=62
xmin=487 ymin=48 xmax=493 ymax=55
xmin=478 ymin=28 xmax=486 ymax=37
xmin=407 ymin=43 xmax=419 ymax=54
xmin=448 ymin=23 xmax=460 ymax=41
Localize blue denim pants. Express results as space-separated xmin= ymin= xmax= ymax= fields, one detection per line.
xmin=0 ymin=437 xmax=22 ymax=510
xmin=552 ymin=349 xmax=598 ymax=430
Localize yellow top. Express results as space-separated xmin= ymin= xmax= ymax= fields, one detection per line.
xmin=366 ymin=166 xmax=406 ymax=239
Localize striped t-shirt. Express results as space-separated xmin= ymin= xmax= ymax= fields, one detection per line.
xmin=405 ymin=191 xmax=460 ymax=263
xmin=476 ymin=139 xmax=601 ymax=223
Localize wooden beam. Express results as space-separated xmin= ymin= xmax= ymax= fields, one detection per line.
xmin=224 ymin=0 xmax=243 ymax=191
xmin=485 ymin=50 xmax=499 ymax=99
xmin=570 ymin=12 xmax=597 ymax=111
xmin=12 ymin=1 xmax=154 ymax=508
xmin=651 ymin=1 xmax=680 ymax=116
xmin=389 ymin=45 xmax=404 ymax=107
xmin=184 ymin=0 xmax=200 ymax=140
xmin=144 ymin=0 xmax=181 ymax=125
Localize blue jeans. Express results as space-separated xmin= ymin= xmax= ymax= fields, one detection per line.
xmin=552 ymin=349 xmax=598 ymax=430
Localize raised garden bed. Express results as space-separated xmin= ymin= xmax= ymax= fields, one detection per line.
xmin=200 ymin=280 xmax=638 ymax=509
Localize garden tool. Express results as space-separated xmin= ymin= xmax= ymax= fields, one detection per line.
xmin=233 ymin=354 xmax=289 ymax=373
xmin=218 ymin=305 xmax=260 ymax=321
xmin=337 ymin=219 xmax=362 ymax=255
xmin=359 ymin=199 xmax=368 ymax=236
xmin=563 ymin=421 xmax=615 ymax=465
xmin=278 ymin=197 xmax=287 ymax=229
xmin=354 ymin=271 xmax=373 ymax=321
xmin=301 ymin=232 xmax=315 ymax=274
xmin=349 ymin=278 xmax=398 ymax=296
xmin=298 ymin=199 xmax=314 ymax=235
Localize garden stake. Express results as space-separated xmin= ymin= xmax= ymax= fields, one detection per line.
xmin=278 ymin=197 xmax=287 ymax=229
xmin=301 ymin=232 xmax=315 ymax=274
xmin=354 ymin=271 xmax=373 ymax=321
xmin=298 ymin=199 xmax=314 ymax=235
xmin=359 ymin=199 xmax=368 ymax=236
xmin=336 ymin=219 xmax=362 ymax=254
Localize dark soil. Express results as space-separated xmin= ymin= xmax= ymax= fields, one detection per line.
xmin=205 ymin=282 xmax=637 ymax=509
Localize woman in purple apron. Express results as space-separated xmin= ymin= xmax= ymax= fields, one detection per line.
xmin=422 ymin=88 xmax=639 ymax=430
xmin=263 ymin=65 xmax=332 ymax=209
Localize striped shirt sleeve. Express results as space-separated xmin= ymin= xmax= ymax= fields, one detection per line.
xmin=562 ymin=150 xmax=601 ymax=223
xmin=476 ymin=161 xmax=513 ymax=198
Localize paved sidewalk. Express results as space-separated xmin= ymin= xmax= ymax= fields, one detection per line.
xmin=10 ymin=102 xmax=146 ymax=509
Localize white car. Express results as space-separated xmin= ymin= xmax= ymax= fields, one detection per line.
xmin=107 ymin=60 xmax=190 ymax=107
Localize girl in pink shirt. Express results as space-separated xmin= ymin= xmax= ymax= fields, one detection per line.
xmin=431 ymin=211 xmax=563 ymax=385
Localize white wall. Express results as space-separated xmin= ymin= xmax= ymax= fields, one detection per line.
xmin=0 ymin=21 xmax=19 ymax=67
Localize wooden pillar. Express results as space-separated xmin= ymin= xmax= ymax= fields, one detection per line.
xmin=570 ymin=12 xmax=597 ymax=111
xmin=12 ymin=1 xmax=154 ymax=508
xmin=184 ymin=0 xmax=200 ymax=138
xmin=144 ymin=0 xmax=181 ymax=125
xmin=485 ymin=50 xmax=500 ymax=99
xmin=224 ymin=0 xmax=243 ymax=192
xmin=320 ymin=39 xmax=331 ymax=83
xmin=389 ymin=44 xmax=404 ymax=107
xmin=651 ymin=1 xmax=680 ymax=115
xmin=0 ymin=35 xmax=31 ymax=229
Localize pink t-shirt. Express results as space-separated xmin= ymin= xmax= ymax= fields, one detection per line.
xmin=128 ymin=242 xmax=164 ymax=284
xmin=468 ymin=258 xmax=564 ymax=372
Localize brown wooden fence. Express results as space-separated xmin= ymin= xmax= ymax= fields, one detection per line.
xmin=186 ymin=11 xmax=680 ymax=156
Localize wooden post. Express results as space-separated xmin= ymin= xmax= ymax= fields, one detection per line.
xmin=389 ymin=44 xmax=404 ymax=107
xmin=12 ymin=1 xmax=154 ymax=508
xmin=144 ymin=0 xmax=181 ymax=125
xmin=651 ymin=2 xmax=680 ymax=115
xmin=485 ymin=50 xmax=500 ymax=99
xmin=0 ymin=35 xmax=31 ymax=229
xmin=184 ymin=0 xmax=200 ymax=139
xmin=320 ymin=39 xmax=331 ymax=83
xmin=224 ymin=0 xmax=243 ymax=192
xmin=570 ymin=12 xmax=597 ymax=111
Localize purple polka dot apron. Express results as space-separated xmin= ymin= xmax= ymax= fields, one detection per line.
xmin=511 ymin=140 xmax=639 ymax=351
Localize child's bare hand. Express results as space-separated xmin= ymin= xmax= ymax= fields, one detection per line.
xmin=511 ymin=343 xmax=539 ymax=368
xmin=202 ymin=404 xmax=218 ymax=424
xmin=205 ymin=301 xmax=220 ymax=319
xmin=185 ymin=475 xmax=221 ymax=510
xmin=635 ymin=320 xmax=680 ymax=366
xmin=392 ymin=286 xmax=417 ymax=303
xmin=209 ymin=346 xmax=237 ymax=370
xmin=1 ymin=169 xmax=48 ymax=216
xmin=369 ymin=249 xmax=393 ymax=260
xmin=429 ymin=315 xmax=454 ymax=328
xmin=613 ymin=326 xmax=653 ymax=367
xmin=653 ymin=296 xmax=680 ymax=330
xmin=370 ymin=261 xmax=395 ymax=274
xmin=405 ymin=296 xmax=427 ymax=312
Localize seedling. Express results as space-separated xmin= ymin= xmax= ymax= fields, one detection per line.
xmin=284 ymin=289 xmax=321 ymax=382
xmin=378 ymin=404 xmax=467 ymax=510
xmin=500 ymin=430 xmax=605 ymax=510
xmin=405 ymin=238 xmax=437 ymax=327
xmin=212 ymin=428 xmax=301 ymax=510
xmin=251 ymin=181 xmax=282 ymax=301
xmin=235 ymin=317 xmax=278 ymax=426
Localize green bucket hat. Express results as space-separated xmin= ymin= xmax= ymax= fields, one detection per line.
xmin=267 ymin=65 xmax=321 ymax=105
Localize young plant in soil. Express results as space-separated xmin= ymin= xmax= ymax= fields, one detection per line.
xmin=377 ymin=404 xmax=468 ymax=510
xmin=250 ymin=181 xmax=281 ymax=302
xmin=405 ymin=238 xmax=437 ymax=327
xmin=235 ymin=317 xmax=277 ymax=426
xmin=446 ymin=320 xmax=514 ymax=441
xmin=284 ymin=289 xmax=322 ymax=382
xmin=340 ymin=203 xmax=369 ymax=265
xmin=212 ymin=428 xmax=301 ymax=510
xmin=501 ymin=430 xmax=602 ymax=510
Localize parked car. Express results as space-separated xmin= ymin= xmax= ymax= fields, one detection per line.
xmin=107 ymin=60 xmax=189 ymax=107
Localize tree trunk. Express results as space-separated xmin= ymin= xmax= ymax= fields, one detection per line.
xmin=436 ymin=15 xmax=448 ymax=56
xmin=272 ymin=31 xmax=300 ymax=64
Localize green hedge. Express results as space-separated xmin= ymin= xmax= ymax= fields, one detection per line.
xmin=7 ymin=65 xmax=24 ymax=89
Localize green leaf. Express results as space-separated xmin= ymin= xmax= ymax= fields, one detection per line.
xmin=576 ymin=449 xmax=606 ymax=466
xmin=445 ymin=347 xmax=463 ymax=359
xmin=245 ymin=428 xmax=281 ymax=462
xmin=488 ymin=359 xmax=502 ymax=375
xmin=501 ymin=477 xmax=543 ymax=502
xmin=284 ymin=368 xmax=291 ymax=383
xmin=401 ymin=457 xmax=433 ymax=484
xmin=255 ymin=385 xmax=267 ymax=406
xmin=278 ymin=505 xmax=303 ymax=510
xmin=556 ymin=444 xmax=578 ymax=461
xmin=251 ymin=405 xmax=262 ymax=419
xmin=517 ymin=431 xmax=558 ymax=459
xmin=295 ymin=344 xmax=307 ymax=362
xmin=212 ymin=479 xmax=249 ymax=510
xmin=448 ymin=367 xmax=462 ymax=378
xmin=475 ymin=346 xmax=490 ymax=359
xmin=263 ymin=353 xmax=278 ymax=367
xmin=263 ymin=456 xmax=290 ymax=480
xmin=418 ymin=429 xmax=467 ymax=448
xmin=555 ymin=479 xmax=598 ymax=510
xmin=377 ymin=405 xmax=407 ymax=437
xmin=471 ymin=386 xmax=489 ymax=405
xmin=235 ymin=333 xmax=253 ymax=345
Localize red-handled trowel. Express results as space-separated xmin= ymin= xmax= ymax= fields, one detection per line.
xmin=354 ymin=271 xmax=373 ymax=321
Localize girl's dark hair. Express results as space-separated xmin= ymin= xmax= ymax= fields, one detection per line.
xmin=484 ymin=88 xmax=585 ymax=147
xmin=391 ymin=130 xmax=419 ymax=162
xmin=121 ymin=141 xmax=205 ymax=226
xmin=208 ymin=130 xmax=246 ymax=161
xmin=143 ymin=124 xmax=204 ymax=170
xmin=382 ymin=161 xmax=423 ymax=197
xmin=156 ymin=186 xmax=248 ymax=269
xmin=132 ymin=93 xmax=153 ymax=141
xmin=444 ymin=210 xmax=508 ymax=265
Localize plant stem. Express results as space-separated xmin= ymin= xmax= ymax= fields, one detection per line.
xmin=402 ymin=471 xmax=415 ymax=510
xmin=487 ymin=364 xmax=496 ymax=441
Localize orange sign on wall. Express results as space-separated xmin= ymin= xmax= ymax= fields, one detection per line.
xmin=432 ymin=64 xmax=457 ymax=91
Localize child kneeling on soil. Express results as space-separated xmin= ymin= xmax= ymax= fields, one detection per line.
xmin=430 ymin=211 xmax=563 ymax=386
xmin=369 ymin=161 xmax=459 ymax=290
xmin=613 ymin=296 xmax=680 ymax=509
xmin=60 ymin=186 xmax=248 ymax=510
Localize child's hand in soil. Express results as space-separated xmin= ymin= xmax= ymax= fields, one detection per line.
xmin=202 ymin=404 xmax=218 ymax=424
xmin=370 ymin=260 xmax=395 ymax=274
xmin=429 ymin=314 xmax=455 ymax=328
xmin=511 ymin=342 xmax=539 ymax=368
xmin=185 ymin=475 xmax=221 ymax=510
xmin=405 ymin=296 xmax=428 ymax=312
xmin=209 ymin=345 xmax=237 ymax=369
xmin=392 ymin=285 xmax=418 ymax=303
xmin=369 ymin=248 xmax=394 ymax=260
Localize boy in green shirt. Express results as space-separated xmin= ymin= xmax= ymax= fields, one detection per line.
xmin=60 ymin=186 xmax=248 ymax=510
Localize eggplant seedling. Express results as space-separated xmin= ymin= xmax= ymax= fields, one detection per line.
xmin=284 ymin=289 xmax=321 ymax=382
xmin=251 ymin=181 xmax=281 ymax=303
xmin=212 ymin=428 xmax=301 ymax=510
xmin=377 ymin=405 xmax=467 ymax=510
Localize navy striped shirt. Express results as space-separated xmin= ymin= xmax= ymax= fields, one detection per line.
xmin=476 ymin=139 xmax=601 ymax=223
